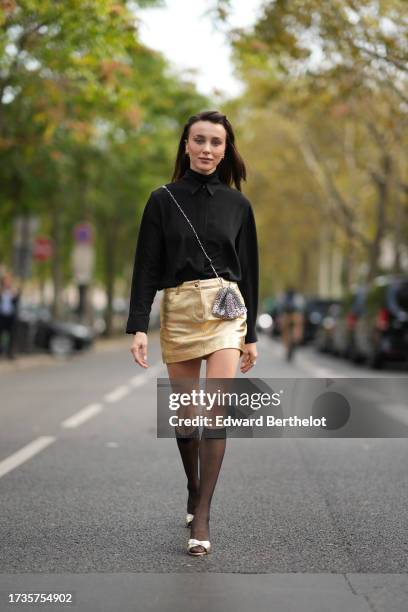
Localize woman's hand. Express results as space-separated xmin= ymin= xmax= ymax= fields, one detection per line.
xmin=130 ymin=332 xmax=148 ymax=368
xmin=240 ymin=342 xmax=258 ymax=374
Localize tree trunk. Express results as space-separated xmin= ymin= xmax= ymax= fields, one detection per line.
xmin=51 ymin=197 xmax=63 ymax=319
xmin=298 ymin=246 xmax=310 ymax=294
xmin=367 ymin=154 xmax=391 ymax=282
xmin=104 ymin=220 xmax=117 ymax=337
xmin=392 ymin=167 xmax=405 ymax=274
xmin=341 ymin=228 xmax=354 ymax=292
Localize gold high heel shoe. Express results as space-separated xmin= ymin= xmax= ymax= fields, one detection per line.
xmin=187 ymin=538 xmax=211 ymax=556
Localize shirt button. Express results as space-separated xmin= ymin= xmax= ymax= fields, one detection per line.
xmin=194 ymin=282 xmax=199 ymax=287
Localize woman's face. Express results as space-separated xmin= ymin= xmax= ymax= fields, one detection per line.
xmin=185 ymin=121 xmax=227 ymax=175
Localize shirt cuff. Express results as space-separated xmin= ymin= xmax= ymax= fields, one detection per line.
xmin=126 ymin=313 xmax=149 ymax=335
xmin=245 ymin=330 xmax=258 ymax=343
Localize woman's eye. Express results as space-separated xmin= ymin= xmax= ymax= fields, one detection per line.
xmin=194 ymin=138 xmax=222 ymax=145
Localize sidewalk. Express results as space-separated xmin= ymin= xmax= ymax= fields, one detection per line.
xmin=1 ymin=573 xmax=399 ymax=612
xmin=0 ymin=334 xmax=131 ymax=375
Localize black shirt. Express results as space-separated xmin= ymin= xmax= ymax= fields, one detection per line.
xmin=125 ymin=166 xmax=259 ymax=343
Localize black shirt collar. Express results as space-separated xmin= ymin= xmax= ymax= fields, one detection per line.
xmin=182 ymin=167 xmax=222 ymax=196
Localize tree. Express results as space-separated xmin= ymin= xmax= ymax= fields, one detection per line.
xmin=0 ymin=0 xmax=209 ymax=331
xmin=216 ymin=0 xmax=408 ymax=288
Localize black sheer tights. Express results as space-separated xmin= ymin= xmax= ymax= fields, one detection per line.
xmin=176 ymin=428 xmax=200 ymax=515
xmin=176 ymin=426 xmax=227 ymax=553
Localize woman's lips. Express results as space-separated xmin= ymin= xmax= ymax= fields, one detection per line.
xmin=199 ymin=158 xmax=212 ymax=162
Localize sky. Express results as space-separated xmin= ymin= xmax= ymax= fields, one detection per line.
xmin=137 ymin=0 xmax=265 ymax=99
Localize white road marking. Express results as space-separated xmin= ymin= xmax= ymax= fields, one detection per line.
xmin=130 ymin=376 xmax=149 ymax=388
xmin=61 ymin=403 xmax=103 ymax=428
xmin=60 ymin=361 xmax=164 ymax=430
xmin=129 ymin=361 xmax=165 ymax=387
xmin=296 ymin=353 xmax=341 ymax=378
xmin=259 ymin=335 xmax=408 ymax=429
xmin=104 ymin=385 xmax=130 ymax=403
xmin=1 ymin=360 xmax=165 ymax=477
xmin=0 ymin=436 xmax=56 ymax=479
xmin=259 ymin=335 xmax=340 ymax=377
xmin=350 ymin=387 xmax=408 ymax=427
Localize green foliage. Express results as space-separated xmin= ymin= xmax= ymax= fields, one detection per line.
xmin=216 ymin=0 xmax=408 ymax=293
xmin=0 ymin=0 xmax=209 ymax=309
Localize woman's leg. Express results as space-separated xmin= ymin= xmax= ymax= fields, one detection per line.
xmin=167 ymin=357 xmax=202 ymax=517
xmin=189 ymin=348 xmax=241 ymax=552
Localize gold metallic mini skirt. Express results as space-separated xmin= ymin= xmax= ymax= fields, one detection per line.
xmin=160 ymin=278 xmax=247 ymax=364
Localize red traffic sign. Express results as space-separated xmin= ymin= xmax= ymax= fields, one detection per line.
xmin=33 ymin=237 xmax=53 ymax=261
xmin=73 ymin=222 xmax=94 ymax=244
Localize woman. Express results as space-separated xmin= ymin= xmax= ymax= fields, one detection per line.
xmin=126 ymin=110 xmax=259 ymax=556
xmin=0 ymin=272 xmax=21 ymax=360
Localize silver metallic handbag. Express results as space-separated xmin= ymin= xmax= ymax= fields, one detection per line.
xmin=162 ymin=185 xmax=247 ymax=320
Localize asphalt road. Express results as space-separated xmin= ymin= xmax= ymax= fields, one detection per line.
xmin=0 ymin=331 xmax=407 ymax=612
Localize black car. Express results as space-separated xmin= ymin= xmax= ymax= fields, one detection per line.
xmin=16 ymin=304 xmax=95 ymax=356
xmin=314 ymin=301 xmax=344 ymax=353
xmin=302 ymin=298 xmax=341 ymax=344
xmin=332 ymin=286 xmax=367 ymax=359
xmin=352 ymin=275 xmax=408 ymax=368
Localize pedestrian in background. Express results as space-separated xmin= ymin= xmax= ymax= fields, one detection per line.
xmin=279 ymin=286 xmax=305 ymax=361
xmin=126 ymin=110 xmax=259 ymax=556
xmin=0 ymin=272 xmax=21 ymax=360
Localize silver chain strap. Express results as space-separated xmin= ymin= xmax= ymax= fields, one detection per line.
xmin=161 ymin=185 xmax=222 ymax=284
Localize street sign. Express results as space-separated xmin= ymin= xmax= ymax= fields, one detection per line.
xmin=73 ymin=222 xmax=94 ymax=244
xmin=33 ymin=236 xmax=54 ymax=261
xmin=71 ymin=243 xmax=95 ymax=284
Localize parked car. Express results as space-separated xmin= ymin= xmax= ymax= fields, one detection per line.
xmin=302 ymin=298 xmax=341 ymax=344
xmin=257 ymin=296 xmax=279 ymax=335
xmin=314 ymin=301 xmax=344 ymax=353
xmin=332 ymin=286 xmax=367 ymax=359
xmin=352 ymin=275 xmax=408 ymax=368
xmin=16 ymin=304 xmax=94 ymax=356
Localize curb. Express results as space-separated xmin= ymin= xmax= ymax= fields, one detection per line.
xmin=0 ymin=330 xmax=160 ymax=375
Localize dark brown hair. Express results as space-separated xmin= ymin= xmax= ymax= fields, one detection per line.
xmin=171 ymin=110 xmax=247 ymax=191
